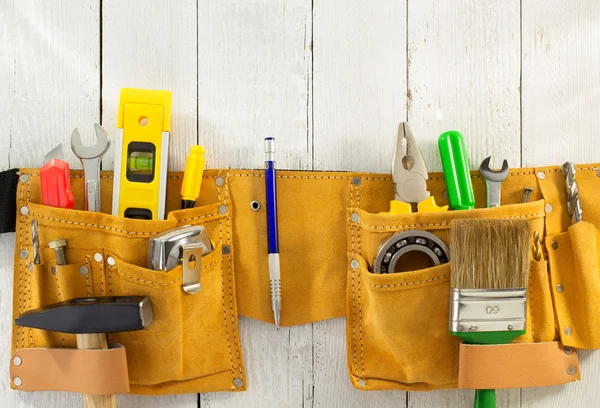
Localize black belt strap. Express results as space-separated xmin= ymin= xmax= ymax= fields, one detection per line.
xmin=0 ymin=168 xmax=19 ymax=234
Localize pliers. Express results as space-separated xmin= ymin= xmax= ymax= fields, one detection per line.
xmin=385 ymin=122 xmax=448 ymax=214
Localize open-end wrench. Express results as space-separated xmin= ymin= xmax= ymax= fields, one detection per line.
xmin=479 ymin=156 xmax=509 ymax=208
xmin=70 ymin=124 xmax=111 ymax=212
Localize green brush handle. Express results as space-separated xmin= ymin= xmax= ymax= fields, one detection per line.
xmin=474 ymin=389 xmax=495 ymax=408
xmin=438 ymin=130 xmax=475 ymax=210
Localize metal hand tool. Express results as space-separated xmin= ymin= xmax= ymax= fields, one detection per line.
xmin=49 ymin=239 xmax=67 ymax=266
xmin=15 ymin=296 xmax=153 ymax=408
xmin=70 ymin=124 xmax=111 ymax=212
xmin=373 ymin=230 xmax=449 ymax=273
xmin=479 ymin=156 xmax=509 ymax=208
xmin=31 ymin=220 xmax=40 ymax=265
xmin=384 ymin=122 xmax=448 ymax=214
xmin=523 ymin=187 xmax=534 ymax=203
xmin=148 ymin=226 xmax=214 ymax=294
xmin=562 ymin=162 xmax=582 ymax=224
xmin=265 ymin=137 xmax=282 ymax=326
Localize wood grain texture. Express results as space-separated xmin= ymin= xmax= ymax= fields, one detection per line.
xmin=522 ymin=0 xmax=600 ymax=167
xmin=408 ymin=0 xmax=521 ymax=173
xmin=101 ymin=0 xmax=199 ymax=172
xmin=2 ymin=0 xmax=600 ymax=407
xmin=197 ymin=0 xmax=313 ymax=170
xmin=312 ymin=0 xmax=407 ymax=173
xmin=3 ymin=0 xmax=100 ymax=170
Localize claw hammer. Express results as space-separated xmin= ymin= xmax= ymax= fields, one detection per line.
xmin=15 ymin=296 xmax=153 ymax=408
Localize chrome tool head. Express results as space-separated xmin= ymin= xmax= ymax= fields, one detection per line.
xmin=392 ymin=122 xmax=430 ymax=204
xmin=70 ymin=124 xmax=111 ymax=159
xmin=479 ymin=156 xmax=509 ymax=182
xmin=44 ymin=144 xmax=64 ymax=163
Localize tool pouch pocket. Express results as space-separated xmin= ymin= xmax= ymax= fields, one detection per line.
xmin=11 ymin=172 xmax=245 ymax=395
xmin=345 ymin=200 xmax=549 ymax=391
xmin=548 ymin=222 xmax=600 ymax=349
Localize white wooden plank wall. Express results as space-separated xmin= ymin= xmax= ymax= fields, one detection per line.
xmin=1 ymin=1 xmax=600 ymax=407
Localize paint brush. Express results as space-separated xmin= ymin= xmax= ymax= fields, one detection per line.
xmin=450 ymin=218 xmax=531 ymax=408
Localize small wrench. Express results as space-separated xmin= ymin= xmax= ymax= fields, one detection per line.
xmin=479 ymin=156 xmax=509 ymax=208
xmin=70 ymin=124 xmax=111 ymax=212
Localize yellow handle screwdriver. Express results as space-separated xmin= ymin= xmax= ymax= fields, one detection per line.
xmin=181 ymin=145 xmax=206 ymax=209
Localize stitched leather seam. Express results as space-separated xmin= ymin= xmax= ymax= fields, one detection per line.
xmin=54 ymin=263 xmax=65 ymax=347
xmin=353 ymin=185 xmax=365 ymax=378
xmin=367 ymin=274 xmax=449 ymax=288
xmin=84 ymin=257 xmax=91 ymax=297
xmin=28 ymin=213 xmax=161 ymax=236
xmin=529 ymin=273 xmax=535 ymax=339
xmin=360 ymin=212 xmax=546 ymax=231
xmin=17 ymin=182 xmax=23 ymax=349
xmin=178 ymin=212 xmax=220 ymax=223
xmin=225 ymin=175 xmax=243 ymax=377
xmin=216 ymin=174 xmax=235 ymax=380
xmin=349 ymin=187 xmax=357 ymax=371
xmin=106 ymin=259 xmax=220 ymax=286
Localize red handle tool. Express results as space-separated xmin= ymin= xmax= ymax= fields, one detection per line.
xmin=40 ymin=158 xmax=75 ymax=209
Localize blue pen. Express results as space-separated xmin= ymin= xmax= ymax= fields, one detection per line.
xmin=265 ymin=137 xmax=281 ymax=327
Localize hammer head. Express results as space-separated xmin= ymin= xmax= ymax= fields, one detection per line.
xmin=15 ymin=296 xmax=153 ymax=334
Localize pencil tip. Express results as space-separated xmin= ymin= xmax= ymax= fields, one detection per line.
xmin=274 ymin=310 xmax=281 ymax=327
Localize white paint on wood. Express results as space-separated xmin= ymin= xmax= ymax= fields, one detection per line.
xmin=312 ymin=0 xmax=407 ymax=173
xmin=2 ymin=0 xmax=600 ymax=407
xmin=522 ymin=0 xmax=600 ymax=167
xmin=101 ymin=0 xmax=199 ymax=172
xmin=197 ymin=0 xmax=313 ymax=170
xmin=408 ymin=0 xmax=521 ymax=172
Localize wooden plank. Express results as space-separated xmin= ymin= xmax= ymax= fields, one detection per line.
xmin=522 ymin=0 xmax=600 ymax=167
xmin=5 ymin=0 xmax=100 ymax=170
xmin=407 ymin=1 xmax=522 ymax=407
xmin=312 ymin=0 xmax=407 ymax=173
xmin=197 ymin=1 xmax=313 ymax=407
xmin=408 ymin=0 xmax=521 ymax=173
xmin=197 ymin=0 xmax=313 ymax=170
xmin=102 ymin=0 xmax=199 ymax=172
xmin=0 ymin=0 xmax=98 ymax=406
xmin=313 ymin=318 xmax=406 ymax=408
xmin=202 ymin=318 xmax=313 ymax=408
xmin=522 ymin=3 xmax=600 ymax=407
xmin=101 ymin=1 xmax=198 ymax=406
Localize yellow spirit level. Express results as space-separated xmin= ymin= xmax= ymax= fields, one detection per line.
xmin=112 ymin=89 xmax=172 ymax=220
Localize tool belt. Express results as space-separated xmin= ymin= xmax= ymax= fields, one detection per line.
xmin=2 ymin=163 xmax=598 ymax=395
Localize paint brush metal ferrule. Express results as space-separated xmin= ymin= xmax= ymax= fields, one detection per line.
xmin=449 ymin=288 xmax=527 ymax=333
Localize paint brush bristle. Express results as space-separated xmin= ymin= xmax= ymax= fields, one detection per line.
xmin=450 ymin=219 xmax=531 ymax=290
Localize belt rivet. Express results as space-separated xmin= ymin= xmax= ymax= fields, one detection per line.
xmin=350 ymin=213 xmax=360 ymax=223
xmin=567 ymin=366 xmax=577 ymax=375
xmin=13 ymin=377 xmax=22 ymax=387
xmin=19 ymin=249 xmax=29 ymax=259
xmin=19 ymin=174 xmax=29 ymax=183
xmin=565 ymin=327 xmax=572 ymax=336
xmin=352 ymin=177 xmax=362 ymax=187
xmin=79 ymin=266 xmax=89 ymax=276
xmin=545 ymin=204 xmax=553 ymax=213
xmin=357 ymin=379 xmax=367 ymax=388
xmin=12 ymin=356 xmax=22 ymax=366
xmin=233 ymin=377 xmax=243 ymax=388
xmin=216 ymin=176 xmax=225 ymax=186
xmin=350 ymin=260 xmax=359 ymax=270
xmin=94 ymin=253 xmax=103 ymax=263
xmin=107 ymin=256 xmax=116 ymax=266
xmin=20 ymin=206 xmax=29 ymax=216
xmin=536 ymin=171 xmax=546 ymax=180
xmin=556 ymin=284 xmax=564 ymax=293
xmin=564 ymin=346 xmax=573 ymax=355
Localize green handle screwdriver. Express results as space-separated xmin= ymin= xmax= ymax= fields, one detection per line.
xmin=438 ymin=130 xmax=475 ymax=210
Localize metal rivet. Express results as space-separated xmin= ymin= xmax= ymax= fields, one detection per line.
xmin=556 ymin=284 xmax=564 ymax=293
xmin=107 ymin=256 xmax=116 ymax=266
xmin=94 ymin=253 xmax=103 ymax=263
xmin=357 ymin=379 xmax=367 ymax=388
xmin=233 ymin=377 xmax=243 ymax=387
xmin=545 ymin=203 xmax=553 ymax=213
xmin=13 ymin=377 xmax=22 ymax=387
xmin=350 ymin=260 xmax=359 ymax=270
xmin=565 ymin=327 xmax=572 ymax=336
xmin=551 ymin=241 xmax=559 ymax=250
xmin=222 ymin=246 xmax=231 ymax=255
xmin=564 ymin=346 xmax=573 ymax=355
xmin=567 ymin=366 xmax=577 ymax=375
xmin=218 ymin=205 xmax=228 ymax=214
xmin=28 ymin=263 xmax=33 ymax=271
xmin=352 ymin=177 xmax=362 ymax=187
xmin=536 ymin=171 xmax=546 ymax=180
xmin=215 ymin=177 xmax=225 ymax=187
xmin=20 ymin=206 xmax=29 ymax=216
xmin=19 ymin=174 xmax=29 ymax=183
xmin=13 ymin=356 xmax=22 ymax=366
xmin=350 ymin=213 xmax=360 ymax=223
xmin=250 ymin=201 xmax=261 ymax=211
xmin=19 ymin=249 xmax=28 ymax=259
xmin=51 ymin=266 xmax=57 ymax=275
xmin=79 ymin=266 xmax=89 ymax=276
xmin=507 ymin=324 xmax=514 ymax=330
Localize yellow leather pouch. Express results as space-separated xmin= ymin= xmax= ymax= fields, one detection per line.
xmin=11 ymin=164 xmax=597 ymax=394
